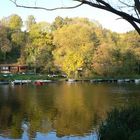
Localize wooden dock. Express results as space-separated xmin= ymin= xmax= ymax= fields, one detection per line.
xmin=89 ymin=79 xmax=137 ymax=83
xmin=11 ymin=80 xmax=32 ymax=85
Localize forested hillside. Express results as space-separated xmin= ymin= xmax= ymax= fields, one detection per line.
xmin=0 ymin=14 xmax=140 ymax=78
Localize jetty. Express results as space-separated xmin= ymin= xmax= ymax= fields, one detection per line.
xmin=11 ymin=80 xmax=32 ymax=85
xmin=89 ymin=79 xmax=136 ymax=83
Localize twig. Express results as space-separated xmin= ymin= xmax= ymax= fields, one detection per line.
xmin=119 ymin=0 xmax=134 ymax=8
xmin=9 ymin=0 xmax=83 ymax=11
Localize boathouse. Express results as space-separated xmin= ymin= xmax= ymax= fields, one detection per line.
xmin=0 ymin=64 xmax=28 ymax=74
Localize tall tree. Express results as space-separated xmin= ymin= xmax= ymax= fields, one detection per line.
xmin=51 ymin=16 xmax=65 ymax=31
xmin=8 ymin=14 xmax=23 ymax=30
xmin=23 ymin=21 xmax=54 ymax=73
xmin=25 ymin=15 xmax=36 ymax=31
xmin=0 ymin=25 xmax=12 ymax=62
xmin=53 ymin=18 xmax=99 ymax=78
xmin=9 ymin=0 xmax=140 ymax=35
xmin=93 ymin=43 xmax=123 ymax=77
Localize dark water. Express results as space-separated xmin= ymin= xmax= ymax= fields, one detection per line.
xmin=0 ymin=82 xmax=140 ymax=139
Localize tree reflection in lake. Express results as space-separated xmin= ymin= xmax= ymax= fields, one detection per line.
xmin=0 ymin=82 xmax=140 ymax=139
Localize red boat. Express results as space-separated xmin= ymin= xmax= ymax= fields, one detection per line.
xmin=34 ymin=81 xmax=45 ymax=86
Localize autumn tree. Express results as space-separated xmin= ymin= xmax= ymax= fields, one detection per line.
xmin=1 ymin=14 xmax=23 ymax=30
xmin=53 ymin=18 xmax=99 ymax=78
xmin=25 ymin=15 xmax=36 ymax=31
xmin=8 ymin=14 xmax=23 ymax=30
xmin=93 ymin=43 xmax=122 ymax=77
xmin=92 ymin=29 xmax=140 ymax=77
xmin=0 ymin=14 xmax=26 ymax=63
xmin=120 ymin=31 xmax=140 ymax=75
xmin=51 ymin=16 xmax=66 ymax=31
xmin=0 ymin=25 xmax=12 ymax=62
xmin=0 ymin=14 xmax=140 ymax=77
xmin=23 ymin=21 xmax=54 ymax=73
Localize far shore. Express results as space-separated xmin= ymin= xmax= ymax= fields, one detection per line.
xmin=0 ymin=73 xmax=140 ymax=85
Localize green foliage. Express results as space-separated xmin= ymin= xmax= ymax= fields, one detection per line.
xmin=129 ymin=130 xmax=140 ymax=140
xmin=0 ymin=14 xmax=25 ymax=63
xmin=99 ymin=106 xmax=140 ymax=140
xmin=93 ymin=44 xmax=122 ymax=77
xmin=10 ymin=14 xmax=23 ymax=30
xmin=6 ymin=14 xmax=23 ymax=30
xmin=51 ymin=16 xmax=66 ymax=30
xmin=0 ymin=15 xmax=140 ymax=77
xmin=22 ymin=21 xmax=55 ymax=73
xmin=25 ymin=15 xmax=36 ymax=31
xmin=53 ymin=19 xmax=98 ymax=78
xmin=0 ymin=25 xmax=12 ymax=61
xmin=11 ymin=32 xmax=25 ymax=45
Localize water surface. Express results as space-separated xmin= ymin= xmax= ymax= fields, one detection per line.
xmin=0 ymin=82 xmax=140 ymax=139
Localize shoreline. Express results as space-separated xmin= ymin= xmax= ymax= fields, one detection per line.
xmin=0 ymin=78 xmax=140 ymax=85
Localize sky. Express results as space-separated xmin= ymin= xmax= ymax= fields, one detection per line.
xmin=0 ymin=0 xmax=134 ymax=33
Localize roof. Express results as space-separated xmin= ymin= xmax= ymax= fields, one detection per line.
xmin=0 ymin=64 xmax=28 ymax=67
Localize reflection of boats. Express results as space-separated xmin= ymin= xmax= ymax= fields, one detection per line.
xmin=135 ymin=79 xmax=140 ymax=84
xmin=10 ymin=80 xmax=52 ymax=86
xmin=33 ymin=80 xmax=52 ymax=86
xmin=34 ymin=81 xmax=45 ymax=86
xmin=67 ymin=79 xmax=76 ymax=82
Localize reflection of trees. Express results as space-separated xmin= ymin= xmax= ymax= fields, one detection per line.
xmin=17 ymin=87 xmax=55 ymax=137
xmin=0 ymin=106 xmax=12 ymax=129
xmin=83 ymin=84 xmax=112 ymax=120
xmin=0 ymin=83 xmax=138 ymax=138
xmin=53 ymin=84 xmax=99 ymax=136
xmin=0 ymin=86 xmax=54 ymax=138
xmin=52 ymin=83 xmax=123 ymax=137
xmin=0 ymin=84 xmax=113 ymax=138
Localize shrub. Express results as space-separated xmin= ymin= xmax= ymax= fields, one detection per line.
xmin=99 ymin=106 xmax=140 ymax=140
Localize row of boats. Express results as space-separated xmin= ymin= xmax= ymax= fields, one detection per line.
xmin=11 ymin=79 xmax=52 ymax=85
xmin=0 ymin=80 xmax=52 ymax=86
xmin=1 ymin=78 xmax=140 ymax=86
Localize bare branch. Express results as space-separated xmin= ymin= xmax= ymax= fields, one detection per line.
xmin=80 ymin=0 xmax=140 ymax=34
xmin=96 ymin=0 xmax=112 ymax=8
xmin=8 ymin=0 xmax=140 ymax=35
xmin=134 ymin=0 xmax=140 ymax=14
xmin=81 ymin=0 xmax=140 ymax=24
xmin=119 ymin=0 xmax=134 ymax=8
xmin=9 ymin=0 xmax=83 ymax=11
xmin=135 ymin=8 xmax=140 ymax=18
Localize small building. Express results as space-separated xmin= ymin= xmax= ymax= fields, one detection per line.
xmin=0 ymin=64 xmax=28 ymax=74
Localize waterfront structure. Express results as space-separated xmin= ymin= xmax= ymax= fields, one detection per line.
xmin=0 ymin=64 xmax=28 ymax=74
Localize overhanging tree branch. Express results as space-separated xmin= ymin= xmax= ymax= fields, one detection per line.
xmin=80 ymin=0 xmax=140 ymax=34
xmin=9 ymin=0 xmax=83 ymax=11
xmin=9 ymin=0 xmax=140 ymax=35
xmin=134 ymin=0 xmax=140 ymax=14
xmin=119 ymin=0 xmax=134 ymax=8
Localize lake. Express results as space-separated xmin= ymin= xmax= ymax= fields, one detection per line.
xmin=0 ymin=82 xmax=140 ymax=140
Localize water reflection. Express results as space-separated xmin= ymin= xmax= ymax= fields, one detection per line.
xmin=0 ymin=132 xmax=98 ymax=140
xmin=0 ymin=83 xmax=140 ymax=139
xmin=0 ymin=121 xmax=98 ymax=140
